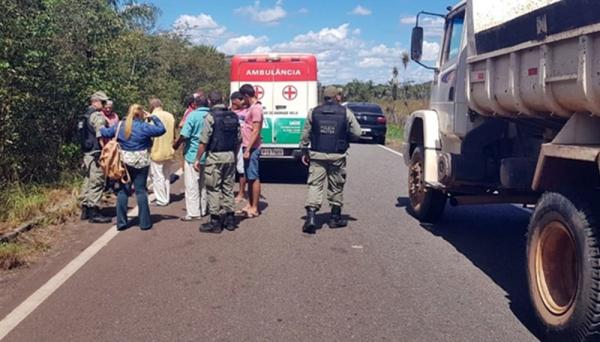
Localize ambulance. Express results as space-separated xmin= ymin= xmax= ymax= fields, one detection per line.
xmin=230 ymin=53 xmax=318 ymax=159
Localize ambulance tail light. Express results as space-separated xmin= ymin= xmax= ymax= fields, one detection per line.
xmin=377 ymin=116 xmax=387 ymax=124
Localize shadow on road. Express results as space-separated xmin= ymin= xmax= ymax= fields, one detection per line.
xmin=169 ymin=193 xmax=185 ymax=204
xmin=118 ymin=214 xmax=179 ymax=231
xmin=259 ymin=160 xmax=308 ymax=184
xmin=397 ymin=197 xmax=543 ymax=339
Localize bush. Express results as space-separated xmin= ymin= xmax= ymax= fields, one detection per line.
xmin=0 ymin=0 xmax=229 ymax=186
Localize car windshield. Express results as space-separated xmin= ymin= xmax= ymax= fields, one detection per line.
xmin=348 ymin=104 xmax=383 ymax=114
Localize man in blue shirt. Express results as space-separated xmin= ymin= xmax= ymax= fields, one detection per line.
xmin=174 ymin=93 xmax=210 ymax=220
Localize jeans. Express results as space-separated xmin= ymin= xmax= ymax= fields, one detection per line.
xmin=117 ymin=165 xmax=151 ymax=230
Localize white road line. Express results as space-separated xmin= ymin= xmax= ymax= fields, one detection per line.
xmin=0 ymin=189 xmax=157 ymax=340
xmin=377 ymin=144 xmax=404 ymax=158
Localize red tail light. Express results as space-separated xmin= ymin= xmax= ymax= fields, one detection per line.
xmin=376 ymin=116 xmax=387 ymax=124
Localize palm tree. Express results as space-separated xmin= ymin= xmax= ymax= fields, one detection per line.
xmin=390 ymin=67 xmax=399 ymax=101
xmin=389 ymin=67 xmax=400 ymax=124
xmin=401 ymin=51 xmax=410 ymax=70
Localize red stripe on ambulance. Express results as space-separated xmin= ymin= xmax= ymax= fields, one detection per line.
xmin=230 ymin=55 xmax=318 ymax=82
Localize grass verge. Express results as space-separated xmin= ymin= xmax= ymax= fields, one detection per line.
xmin=0 ymin=174 xmax=82 ymax=270
xmin=385 ymin=124 xmax=404 ymax=152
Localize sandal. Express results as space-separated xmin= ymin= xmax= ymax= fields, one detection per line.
xmin=240 ymin=209 xmax=260 ymax=218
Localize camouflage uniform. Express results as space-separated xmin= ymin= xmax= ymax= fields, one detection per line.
xmin=300 ymin=107 xmax=362 ymax=210
xmin=199 ymin=104 xmax=242 ymax=215
xmin=80 ymin=108 xmax=108 ymax=208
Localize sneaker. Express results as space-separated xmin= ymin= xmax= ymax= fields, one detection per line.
xmin=181 ymin=215 xmax=201 ymax=221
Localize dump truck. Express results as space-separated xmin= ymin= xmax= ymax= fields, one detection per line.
xmin=405 ymin=0 xmax=600 ymax=340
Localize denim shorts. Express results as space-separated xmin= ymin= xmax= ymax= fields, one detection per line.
xmin=243 ymin=148 xmax=261 ymax=181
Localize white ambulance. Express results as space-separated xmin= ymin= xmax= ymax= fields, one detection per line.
xmin=230 ymin=53 xmax=318 ymax=159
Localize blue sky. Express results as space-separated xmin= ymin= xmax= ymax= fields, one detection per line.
xmin=147 ymin=0 xmax=448 ymax=84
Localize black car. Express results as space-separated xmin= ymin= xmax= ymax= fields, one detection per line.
xmin=344 ymin=102 xmax=387 ymax=144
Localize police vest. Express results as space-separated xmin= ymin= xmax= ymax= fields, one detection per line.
xmin=207 ymin=109 xmax=240 ymax=153
xmin=310 ymin=103 xmax=349 ymax=154
xmin=78 ymin=106 xmax=101 ymax=153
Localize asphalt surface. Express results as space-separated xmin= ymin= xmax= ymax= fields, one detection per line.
xmin=0 ymin=143 xmax=540 ymax=341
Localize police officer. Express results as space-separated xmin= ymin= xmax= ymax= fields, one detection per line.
xmin=300 ymin=86 xmax=362 ymax=234
xmin=194 ymin=91 xmax=241 ymax=234
xmin=78 ymin=91 xmax=111 ymax=223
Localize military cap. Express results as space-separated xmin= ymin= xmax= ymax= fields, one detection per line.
xmin=323 ymin=86 xmax=338 ymax=98
xmin=90 ymin=91 xmax=109 ymax=101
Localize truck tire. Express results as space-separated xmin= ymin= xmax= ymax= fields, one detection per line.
xmin=375 ymin=136 xmax=386 ymax=145
xmin=526 ymin=192 xmax=600 ymax=341
xmin=408 ymin=147 xmax=446 ymax=223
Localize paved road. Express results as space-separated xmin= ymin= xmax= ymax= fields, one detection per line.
xmin=1 ymin=144 xmax=540 ymax=341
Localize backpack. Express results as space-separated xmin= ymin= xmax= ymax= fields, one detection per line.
xmin=78 ymin=107 xmax=101 ymax=152
xmin=99 ymin=122 xmax=130 ymax=183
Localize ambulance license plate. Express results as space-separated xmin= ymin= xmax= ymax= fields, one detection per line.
xmin=361 ymin=128 xmax=372 ymax=135
xmin=262 ymin=148 xmax=284 ymax=157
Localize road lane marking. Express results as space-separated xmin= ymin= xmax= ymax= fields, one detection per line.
xmin=377 ymin=144 xmax=403 ymax=158
xmin=0 ymin=178 xmax=168 ymax=340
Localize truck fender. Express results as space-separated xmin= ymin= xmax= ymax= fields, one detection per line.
xmin=402 ymin=110 xmax=442 ymax=185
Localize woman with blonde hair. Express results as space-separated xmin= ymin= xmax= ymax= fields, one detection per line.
xmin=101 ymin=104 xmax=166 ymax=230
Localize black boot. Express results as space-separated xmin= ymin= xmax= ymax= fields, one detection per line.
xmin=327 ymin=206 xmax=348 ymax=228
xmin=80 ymin=206 xmax=90 ymax=220
xmin=88 ymin=207 xmax=111 ymax=224
xmin=303 ymin=207 xmax=317 ymax=234
xmin=200 ymin=215 xmax=223 ymax=234
xmin=223 ymin=212 xmax=238 ymax=232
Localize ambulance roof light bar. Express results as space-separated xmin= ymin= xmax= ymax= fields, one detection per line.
xmin=267 ymin=53 xmax=281 ymax=61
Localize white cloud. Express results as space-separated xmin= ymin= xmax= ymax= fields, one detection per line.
xmin=243 ymin=23 xmax=434 ymax=83
xmin=298 ymin=7 xmax=308 ymax=14
xmin=422 ymin=41 xmax=440 ymax=61
xmin=220 ymin=35 xmax=268 ymax=55
xmin=351 ymin=5 xmax=372 ymax=16
xmin=359 ymin=57 xmax=385 ymax=68
xmin=399 ymin=16 xmax=416 ymax=25
xmin=400 ymin=15 xmax=445 ymax=38
xmin=235 ymin=0 xmax=287 ymax=25
xmin=172 ymin=14 xmax=227 ymax=45
xmin=171 ymin=16 xmax=434 ymax=84
xmin=252 ymin=46 xmax=273 ymax=53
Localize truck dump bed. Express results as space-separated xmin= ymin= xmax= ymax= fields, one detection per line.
xmin=467 ymin=0 xmax=600 ymax=119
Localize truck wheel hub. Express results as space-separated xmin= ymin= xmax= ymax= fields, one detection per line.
xmin=535 ymin=221 xmax=578 ymax=316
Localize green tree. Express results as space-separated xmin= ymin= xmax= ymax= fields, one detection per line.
xmin=0 ymin=0 xmax=230 ymax=187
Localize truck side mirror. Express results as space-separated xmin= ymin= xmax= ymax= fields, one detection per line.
xmin=411 ymin=26 xmax=424 ymax=62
